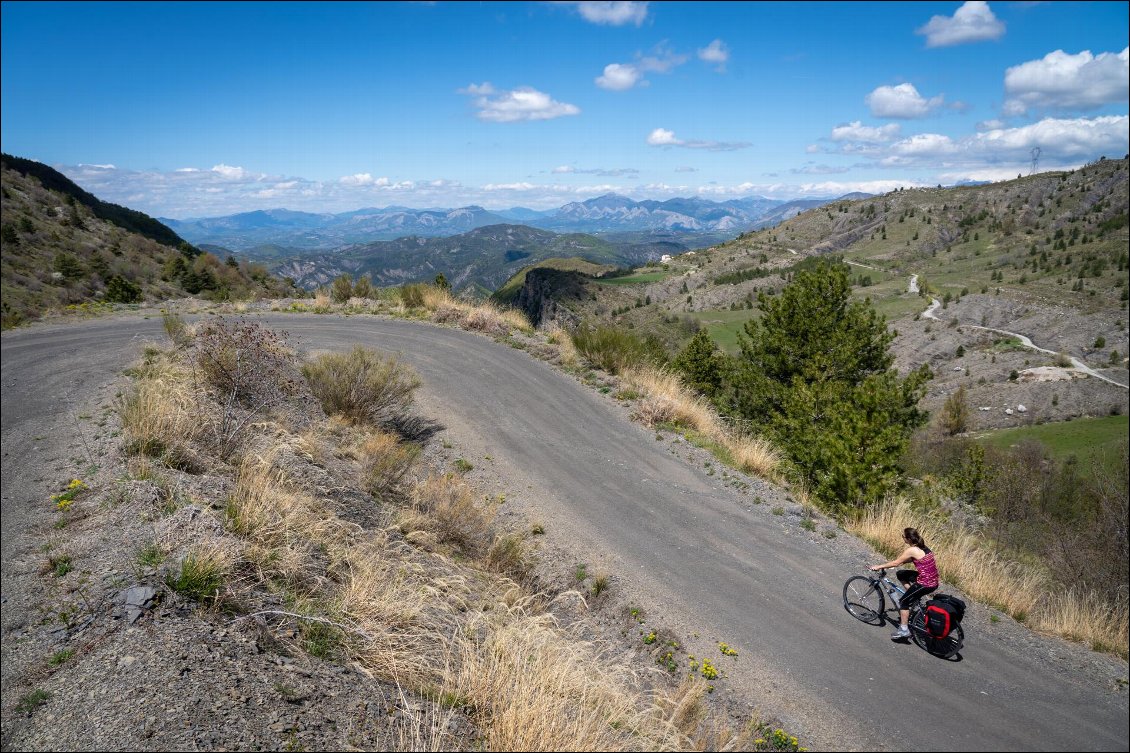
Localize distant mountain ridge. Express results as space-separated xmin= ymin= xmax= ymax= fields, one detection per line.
xmin=160 ymin=192 xmax=869 ymax=252
xmin=271 ymin=223 xmax=673 ymax=293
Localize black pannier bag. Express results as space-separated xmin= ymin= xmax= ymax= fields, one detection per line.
xmin=924 ymin=594 xmax=966 ymax=638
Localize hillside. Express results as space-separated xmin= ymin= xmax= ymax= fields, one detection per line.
xmin=513 ymin=158 xmax=1130 ymax=429
xmin=0 ymin=157 xmax=294 ymax=328
xmin=271 ymin=223 xmax=672 ymax=293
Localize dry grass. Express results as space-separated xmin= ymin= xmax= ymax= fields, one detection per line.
xmin=358 ymin=432 xmax=420 ymax=499
xmin=542 ymin=322 xmax=579 ymax=366
xmin=432 ymin=299 xmax=533 ymax=335
xmin=118 ymin=359 xmax=201 ymax=462
xmin=849 ymin=497 xmax=1129 ymax=657
xmin=407 ymin=474 xmax=495 ymax=551
xmin=622 ymin=366 xmax=781 ymax=482
xmin=447 ymin=611 xmax=685 ymax=752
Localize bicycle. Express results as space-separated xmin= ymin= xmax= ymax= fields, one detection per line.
xmin=842 ymin=568 xmax=964 ymax=659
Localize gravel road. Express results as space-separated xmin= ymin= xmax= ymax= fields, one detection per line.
xmin=3 ymin=313 xmax=1127 ymax=751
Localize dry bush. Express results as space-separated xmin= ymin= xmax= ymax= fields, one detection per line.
xmin=161 ymin=310 xmax=191 ymax=347
xmin=446 ymin=612 xmax=684 ymax=752
xmin=399 ymin=284 xmax=428 ymax=309
xmin=192 ymin=319 xmax=299 ymax=405
xmin=359 ymin=431 xmax=420 ymax=499
xmin=410 ymin=474 xmax=495 ymax=551
xmin=850 ymin=497 xmax=1129 ymax=657
xmin=302 ymin=346 xmax=421 ymax=427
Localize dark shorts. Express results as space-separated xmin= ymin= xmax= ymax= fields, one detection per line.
xmin=896 ymin=570 xmax=937 ymax=609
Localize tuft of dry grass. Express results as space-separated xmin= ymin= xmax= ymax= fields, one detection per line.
xmin=358 ymin=431 xmax=420 ymax=499
xmin=542 ymin=322 xmax=579 ymax=366
xmin=729 ymin=435 xmax=783 ymax=480
xmin=622 ymin=365 xmax=781 ymax=482
xmin=408 ymin=474 xmax=495 ymax=551
xmin=118 ymin=360 xmax=201 ymax=462
xmin=850 ymin=497 xmax=1129 ymax=657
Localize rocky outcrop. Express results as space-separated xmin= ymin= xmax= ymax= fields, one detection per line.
xmin=514 ymin=267 xmax=590 ymax=328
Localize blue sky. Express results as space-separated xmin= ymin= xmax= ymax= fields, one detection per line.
xmin=2 ymin=1 xmax=1127 ymax=218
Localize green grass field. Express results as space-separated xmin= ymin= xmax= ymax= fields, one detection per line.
xmin=597 ymin=271 xmax=672 ymax=285
xmin=687 ymin=308 xmax=760 ymax=353
xmin=975 ymin=414 xmax=1128 ymax=468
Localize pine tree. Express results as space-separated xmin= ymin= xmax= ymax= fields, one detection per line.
xmin=723 ymin=259 xmax=931 ymax=509
xmin=674 ymin=330 xmax=725 ymax=399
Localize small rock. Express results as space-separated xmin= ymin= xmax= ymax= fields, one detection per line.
xmin=1004 ymin=408 xmax=1014 ymax=415
xmin=1017 ymin=404 xmax=1027 ymax=413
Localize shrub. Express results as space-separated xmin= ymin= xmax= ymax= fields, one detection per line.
xmin=399 ymin=284 xmax=427 ymax=308
xmin=331 ymin=274 xmax=354 ymax=303
xmin=572 ymin=326 xmax=666 ymax=375
xmin=939 ymin=385 xmax=970 ymax=436
xmin=162 ymin=310 xmax=191 ymax=347
xmin=192 ymin=319 xmax=299 ymax=407
xmin=303 ymin=346 xmax=421 ymax=427
xmin=104 ymin=275 xmax=143 ymax=303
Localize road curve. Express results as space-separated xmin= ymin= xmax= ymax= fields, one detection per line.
xmin=2 ymin=314 xmax=1127 ymax=752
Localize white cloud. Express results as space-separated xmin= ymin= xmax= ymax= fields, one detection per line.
xmin=557 ymin=1 xmax=648 ymax=26
xmin=698 ymin=39 xmax=730 ymax=71
xmin=866 ymin=83 xmax=944 ymax=119
xmin=340 ymin=173 xmax=376 ymax=186
xmin=863 ymin=115 xmax=1129 ymax=168
xmin=1003 ymin=47 xmax=1129 ymax=115
xmin=483 ymin=182 xmax=540 ymax=191
xmin=78 ymin=163 xmax=116 ymax=170
xmin=596 ymin=44 xmax=688 ymax=91
xmin=595 ymin=63 xmax=643 ymax=91
xmin=211 ymin=163 xmax=255 ymax=180
xmin=460 ymin=83 xmax=580 ymax=122
xmin=805 ymin=144 xmax=822 ymax=154
xmin=674 ymin=166 xmax=698 ymax=172
xmin=647 ymin=127 xmax=682 ymax=146
xmin=830 ymin=121 xmax=902 ymax=143
xmin=976 ymin=118 xmax=1006 ymax=131
xmin=646 ymin=128 xmax=750 ymax=151
xmin=916 ymin=1 xmax=1005 ymax=48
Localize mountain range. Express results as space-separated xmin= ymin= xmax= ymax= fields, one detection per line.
xmin=160 ymin=192 xmax=870 ymax=253
xmin=272 ymin=223 xmax=680 ymax=293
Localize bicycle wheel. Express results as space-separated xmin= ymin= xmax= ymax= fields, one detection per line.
xmin=843 ymin=576 xmax=885 ymax=625
xmin=910 ymin=611 xmax=964 ymax=658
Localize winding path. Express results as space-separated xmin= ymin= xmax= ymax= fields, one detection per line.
xmin=3 ymin=314 xmax=1127 ymax=751
xmin=920 ymin=293 xmax=1128 ymax=390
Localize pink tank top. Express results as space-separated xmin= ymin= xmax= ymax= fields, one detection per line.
xmin=915 ymin=551 xmax=939 ymax=587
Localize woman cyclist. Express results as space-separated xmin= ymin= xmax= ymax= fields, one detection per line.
xmin=871 ymin=527 xmax=939 ymax=640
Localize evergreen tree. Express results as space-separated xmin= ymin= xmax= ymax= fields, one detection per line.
xmin=104 ymin=275 xmax=142 ymax=303
xmin=331 ymin=273 xmax=354 ymax=303
xmin=674 ymin=330 xmax=725 ymax=399
xmin=434 ymin=272 xmax=451 ymax=291
xmin=723 ymin=259 xmax=931 ymax=509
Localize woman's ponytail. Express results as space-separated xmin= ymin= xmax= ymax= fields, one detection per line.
xmin=903 ymin=527 xmax=926 ymax=548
